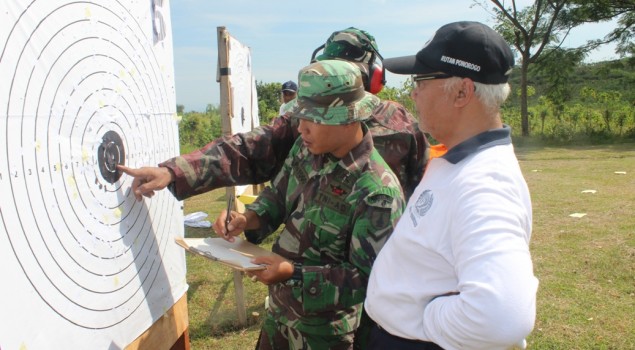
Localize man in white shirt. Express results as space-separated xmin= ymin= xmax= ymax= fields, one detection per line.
xmin=279 ymin=80 xmax=297 ymax=115
xmin=365 ymin=21 xmax=539 ymax=350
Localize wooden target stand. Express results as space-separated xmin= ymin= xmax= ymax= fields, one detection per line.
xmin=125 ymin=294 xmax=190 ymax=350
xmin=217 ymin=25 xmax=259 ymax=327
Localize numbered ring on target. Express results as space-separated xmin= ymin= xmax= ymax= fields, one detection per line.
xmin=98 ymin=130 xmax=125 ymax=184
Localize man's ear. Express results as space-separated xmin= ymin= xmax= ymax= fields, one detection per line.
xmin=455 ymin=78 xmax=474 ymax=107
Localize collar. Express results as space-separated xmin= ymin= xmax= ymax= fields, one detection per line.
xmin=338 ymin=123 xmax=374 ymax=173
xmin=441 ymin=125 xmax=512 ymax=164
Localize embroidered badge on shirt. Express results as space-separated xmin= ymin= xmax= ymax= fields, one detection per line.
xmin=410 ymin=189 xmax=433 ymax=226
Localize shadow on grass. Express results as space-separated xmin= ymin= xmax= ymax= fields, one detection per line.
xmin=207 ymin=279 xmax=232 ymax=332
xmin=189 ymin=278 xmax=264 ymax=341
xmin=186 ymin=280 xmax=202 ymax=303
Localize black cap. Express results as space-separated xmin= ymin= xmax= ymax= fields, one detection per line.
xmin=383 ymin=21 xmax=514 ymax=84
xmin=281 ymin=80 xmax=298 ymax=92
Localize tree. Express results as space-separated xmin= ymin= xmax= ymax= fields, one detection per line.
xmin=568 ymin=1 xmax=635 ymax=58
xmin=205 ymin=103 xmax=222 ymax=137
xmin=256 ymin=81 xmax=282 ymax=124
xmin=377 ymin=78 xmax=416 ymax=115
xmin=485 ymin=1 xmax=576 ymax=136
xmin=483 ymin=0 xmax=633 ymax=136
xmin=531 ymin=47 xmax=585 ymax=119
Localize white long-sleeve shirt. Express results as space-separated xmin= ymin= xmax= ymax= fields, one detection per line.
xmin=365 ymin=127 xmax=538 ymax=350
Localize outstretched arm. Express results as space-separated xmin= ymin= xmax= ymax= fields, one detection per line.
xmin=160 ymin=115 xmax=298 ymax=200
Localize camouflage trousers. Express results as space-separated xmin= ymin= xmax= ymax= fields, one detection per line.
xmin=255 ymin=315 xmax=354 ymax=350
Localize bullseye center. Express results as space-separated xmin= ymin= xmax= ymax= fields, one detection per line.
xmin=98 ymin=131 xmax=125 ymax=184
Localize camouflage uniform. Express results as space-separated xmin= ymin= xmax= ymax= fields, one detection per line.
xmin=246 ymin=61 xmax=405 ymax=350
xmin=159 ymin=28 xmax=428 ymax=201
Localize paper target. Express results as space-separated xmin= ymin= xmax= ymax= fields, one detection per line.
xmin=228 ymin=35 xmax=260 ymax=133
xmin=0 ymin=0 xmax=186 ymax=348
xmin=226 ymin=33 xmax=259 ymax=198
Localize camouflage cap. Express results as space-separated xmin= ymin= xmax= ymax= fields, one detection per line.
xmin=291 ymin=60 xmax=380 ymax=125
xmin=315 ymin=27 xmax=379 ymax=65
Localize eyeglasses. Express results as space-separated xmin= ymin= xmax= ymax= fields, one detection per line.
xmin=412 ymin=73 xmax=452 ymax=82
xmin=282 ymin=91 xmax=296 ymax=96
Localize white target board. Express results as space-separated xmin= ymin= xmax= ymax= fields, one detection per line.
xmin=0 ymin=1 xmax=187 ymax=348
xmin=225 ymin=33 xmax=259 ymax=197
xmin=227 ymin=35 xmax=260 ymax=133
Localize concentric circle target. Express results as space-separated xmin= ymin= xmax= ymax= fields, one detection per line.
xmin=98 ymin=130 xmax=126 ymax=183
xmin=0 ymin=0 xmax=184 ymax=336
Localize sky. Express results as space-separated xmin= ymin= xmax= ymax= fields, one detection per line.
xmin=168 ymin=0 xmax=620 ymax=112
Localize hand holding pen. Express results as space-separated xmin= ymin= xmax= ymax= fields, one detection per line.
xmin=213 ymin=195 xmax=259 ymax=243
xmin=213 ymin=194 xmax=242 ymax=242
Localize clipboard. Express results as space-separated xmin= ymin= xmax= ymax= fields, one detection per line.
xmin=174 ymin=236 xmax=273 ymax=271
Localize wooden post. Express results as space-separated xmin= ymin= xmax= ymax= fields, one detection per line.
xmin=217 ymin=26 xmax=232 ymax=139
xmin=217 ymin=25 xmax=247 ymax=326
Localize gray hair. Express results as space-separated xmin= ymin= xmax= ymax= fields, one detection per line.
xmin=443 ymin=77 xmax=511 ymax=112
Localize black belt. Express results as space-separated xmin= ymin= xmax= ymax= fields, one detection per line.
xmin=373 ymin=324 xmax=444 ymax=350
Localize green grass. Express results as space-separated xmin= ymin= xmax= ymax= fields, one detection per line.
xmin=182 ymin=143 xmax=635 ymax=349
xmin=517 ymin=144 xmax=635 ymax=349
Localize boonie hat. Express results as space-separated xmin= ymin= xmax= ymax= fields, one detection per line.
xmin=383 ymin=21 xmax=514 ymax=84
xmin=281 ymin=80 xmax=298 ymax=92
xmin=315 ymin=27 xmax=379 ymax=65
xmin=291 ymin=60 xmax=379 ymax=125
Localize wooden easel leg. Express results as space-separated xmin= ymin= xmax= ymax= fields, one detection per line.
xmin=233 ymin=270 xmax=247 ymax=325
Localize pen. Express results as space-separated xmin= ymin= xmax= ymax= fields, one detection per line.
xmin=225 ymin=195 xmax=233 ymax=237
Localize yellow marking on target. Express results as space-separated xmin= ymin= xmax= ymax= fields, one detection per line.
xmin=82 ymin=147 xmax=89 ymax=162
xmin=67 ymin=176 xmax=78 ymax=199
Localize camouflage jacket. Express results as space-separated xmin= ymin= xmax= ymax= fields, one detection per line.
xmin=160 ymin=100 xmax=428 ymax=201
xmin=245 ymin=129 xmax=405 ymax=336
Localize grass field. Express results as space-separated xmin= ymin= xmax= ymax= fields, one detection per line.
xmin=181 ymin=142 xmax=635 ymax=349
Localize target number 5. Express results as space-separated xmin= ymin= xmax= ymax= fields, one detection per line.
xmin=152 ymin=0 xmax=166 ymax=43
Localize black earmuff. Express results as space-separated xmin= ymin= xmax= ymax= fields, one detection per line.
xmin=310 ymin=44 xmax=325 ymax=63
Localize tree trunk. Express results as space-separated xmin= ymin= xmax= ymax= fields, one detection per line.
xmin=520 ymin=57 xmax=530 ymax=136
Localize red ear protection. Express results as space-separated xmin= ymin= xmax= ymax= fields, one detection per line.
xmin=368 ymin=58 xmax=385 ymax=94
xmin=310 ymin=44 xmax=386 ymax=94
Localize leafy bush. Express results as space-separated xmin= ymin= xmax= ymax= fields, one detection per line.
xmin=256 ymin=80 xmax=283 ymax=125
xmin=178 ymin=107 xmax=222 ymax=150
